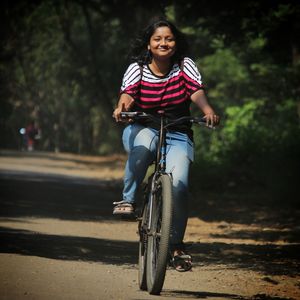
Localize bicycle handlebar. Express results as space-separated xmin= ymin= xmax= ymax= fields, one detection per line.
xmin=120 ymin=111 xmax=215 ymax=129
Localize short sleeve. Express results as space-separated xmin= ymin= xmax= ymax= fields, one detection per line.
xmin=182 ymin=57 xmax=204 ymax=96
xmin=120 ymin=62 xmax=142 ymax=98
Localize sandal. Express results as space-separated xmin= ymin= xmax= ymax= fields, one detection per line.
xmin=113 ymin=201 xmax=135 ymax=215
xmin=170 ymin=244 xmax=192 ymax=272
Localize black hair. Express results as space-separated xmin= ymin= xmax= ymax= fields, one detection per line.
xmin=129 ymin=18 xmax=190 ymax=65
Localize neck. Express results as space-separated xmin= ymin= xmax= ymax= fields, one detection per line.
xmin=149 ymin=58 xmax=172 ymax=76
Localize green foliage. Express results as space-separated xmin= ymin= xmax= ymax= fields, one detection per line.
xmin=1 ymin=0 xmax=299 ymax=198
xmin=197 ymin=46 xmax=249 ymax=109
xmin=192 ymin=98 xmax=300 ymax=199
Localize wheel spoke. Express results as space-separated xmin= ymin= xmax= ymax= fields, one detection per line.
xmin=146 ymin=174 xmax=173 ymax=295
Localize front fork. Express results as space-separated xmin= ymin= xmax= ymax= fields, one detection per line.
xmin=146 ymin=172 xmax=173 ymax=234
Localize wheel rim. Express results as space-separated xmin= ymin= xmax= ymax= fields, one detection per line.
xmin=149 ymin=190 xmax=162 ymax=282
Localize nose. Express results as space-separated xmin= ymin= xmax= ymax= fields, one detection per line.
xmin=160 ymin=39 xmax=167 ymax=46
xmin=159 ymin=39 xmax=168 ymax=48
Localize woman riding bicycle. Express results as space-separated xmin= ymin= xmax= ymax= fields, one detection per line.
xmin=113 ymin=18 xmax=220 ymax=271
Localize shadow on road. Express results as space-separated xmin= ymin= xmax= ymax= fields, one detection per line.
xmin=0 ymin=173 xmax=139 ymax=267
xmin=0 ymin=224 xmax=299 ymax=276
xmin=191 ymin=241 xmax=300 ymax=277
xmin=162 ymin=290 xmax=289 ymax=300
xmin=190 ymin=189 xmax=300 ymax=228
xmin=0 ymin=226 xmax=138 ymax=266
xmin=0 ymin=150 xmax=126 ymax=170
xmin=0 ymin=175 xmax=122 ymax=221
xmin=0 ymin=171 xmax=299 ymax=277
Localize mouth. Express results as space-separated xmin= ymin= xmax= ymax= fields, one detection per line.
xmin=158 ymin=48 xmax=169 ymax=52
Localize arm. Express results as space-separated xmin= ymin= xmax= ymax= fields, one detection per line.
xmin=191 ymin=89 xmax=220 ymax=126
xmin=113 ymin=93 xmax=134 ymax=122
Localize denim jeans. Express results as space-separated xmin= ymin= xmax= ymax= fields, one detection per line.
xmin=122 ymin=122 xmax=194 ymax=244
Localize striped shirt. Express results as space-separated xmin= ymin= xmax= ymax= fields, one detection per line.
xmin=120 ymin=57 xmax=204 ymax=136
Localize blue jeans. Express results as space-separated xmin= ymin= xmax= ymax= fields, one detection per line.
xmin=122 ymin=122 xmax=194 ymax=245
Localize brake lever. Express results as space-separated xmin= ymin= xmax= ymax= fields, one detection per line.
xmin=191 ymin=118 xmax=216 ymax=129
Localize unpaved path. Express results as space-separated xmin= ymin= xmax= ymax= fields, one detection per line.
xmin=0 ymin=150 xmax=299 ymax=300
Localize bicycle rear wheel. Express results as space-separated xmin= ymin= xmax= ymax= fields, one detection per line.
xmin=138 ymin=201 xmax=149 ymax=290
xmin=146 ymin=174 xmax=173 ymax=295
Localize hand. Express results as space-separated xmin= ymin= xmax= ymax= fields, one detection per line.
xmin=204 ymin=113 xmax=220 ymax=127
xmin=113 ymin=104 xmax=125 ymax=122
xmin=113 ymin=98 xmax=134 ymax=122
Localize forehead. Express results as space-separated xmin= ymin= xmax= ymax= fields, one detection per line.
xmin=151 ymin=26 xmax=174 ymax=37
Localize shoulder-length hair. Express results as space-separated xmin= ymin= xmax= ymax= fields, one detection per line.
xmin=129 ymin=19 xmax=189 ymax=66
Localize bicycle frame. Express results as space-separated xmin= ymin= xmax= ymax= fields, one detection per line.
xmin=147 ymin=111 xmax=169 ymax=233
xmin=120 ymin=110 xmax=209 ymax=230
xmin=120 ymin=110 xmax=212 ymax=294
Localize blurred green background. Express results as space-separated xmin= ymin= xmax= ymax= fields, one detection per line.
xmin=1 ymin=0 xmax=299 ymax=200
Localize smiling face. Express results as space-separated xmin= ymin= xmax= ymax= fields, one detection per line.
xmin=148 ymin=26 xmax=176 ymax=62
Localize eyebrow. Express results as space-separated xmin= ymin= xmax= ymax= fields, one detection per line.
xmin=152 ymin=35 xmax=175 ymax=38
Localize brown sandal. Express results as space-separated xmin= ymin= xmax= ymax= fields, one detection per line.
xmin=113 ymin=201 xmax=135 ymax=215
xmin=170 ymin=244 xmax=193 ymax=272
xmin=171 ymin=249 xmax=192 ymax=272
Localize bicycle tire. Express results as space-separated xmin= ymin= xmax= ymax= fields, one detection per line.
xmin=146 ymin=174 xmax=173 ymax=295
xmin=138 ymin=201 xmax=148 ymax=290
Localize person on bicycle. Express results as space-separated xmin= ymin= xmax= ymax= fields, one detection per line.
xmin=113 ymin=18 xmax=219 ymax=271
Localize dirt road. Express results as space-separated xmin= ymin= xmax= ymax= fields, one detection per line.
xmin=0 ymin=150 xmax=299 ymax=300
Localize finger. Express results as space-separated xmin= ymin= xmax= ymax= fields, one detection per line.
xmin=117 ymin=113 xmax=123 ymax=122
xmin=116 ymin=112 xmax=121 ymax=122
xmin=208 ymin=115 xmax=213 ymax=127
xmin=125 ymin=99 xmax=134 ymax=111
xmin=212 ymin=115 xmax=216 ymax=125
xmin=214 ymin=115 xmax=219 ymax=125
xmin=210 ymin=115 xmax=216 ymax=127
xmin=204 ymin=115 xmax=210 ymax=126
xmin=112 ymin=110 xmax=117 ymax=121
xmin=114 ymin=111 xmax=121 ymax=122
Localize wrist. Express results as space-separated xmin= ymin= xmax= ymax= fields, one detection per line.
xmin=204 ymin=109 xmax=215 ymax=115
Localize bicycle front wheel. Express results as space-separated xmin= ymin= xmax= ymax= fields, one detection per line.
xmin=138 ymin=201 xmax=149 ymax=290
xmin=146 ymin=174 xmax=173 ymax=295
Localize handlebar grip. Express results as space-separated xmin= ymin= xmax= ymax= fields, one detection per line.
xmin=191 ymin=117 xmax=206 ymax=124
xmin=120 ymin=112 xmax=139 ymax=118
xmin=191 ymin=117 xmax=216 ymax=129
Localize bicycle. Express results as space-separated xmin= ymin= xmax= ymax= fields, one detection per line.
xmin=120 ymin=110 xmax=213 ymax=295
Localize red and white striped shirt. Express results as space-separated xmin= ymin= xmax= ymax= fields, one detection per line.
xmin=120 ymin=57 xmax=204 ymax=135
